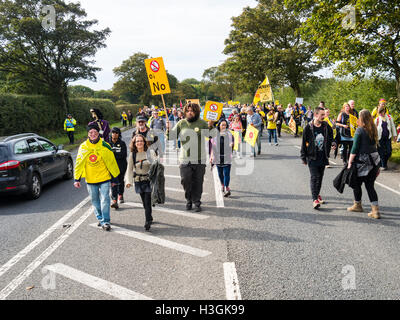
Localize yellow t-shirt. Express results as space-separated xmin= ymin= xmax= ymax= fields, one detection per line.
xmin=85 ymin=151 xmax=111 ymax=184
xmin=267 ymin=113 xmax=277 ymax=130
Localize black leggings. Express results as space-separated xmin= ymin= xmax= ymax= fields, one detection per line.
xmin=353 ymin=167 xmax=379 ymax=204
xmin=341 ymin=141 xmax=353 ymax=163
xmin=140 ymin=192 xmax=152 ymax=222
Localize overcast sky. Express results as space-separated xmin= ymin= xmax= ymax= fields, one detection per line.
xmin=70 ymin=0 xmax=258 ymax=90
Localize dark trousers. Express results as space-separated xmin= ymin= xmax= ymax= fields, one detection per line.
xmin=378 ymin=138 xmax=392 ymax=168
xmin=308 ymin=165 xmax=325 ymax=201
xmin=139 ymin=192 xmax=152 ymax=222
xmin=217 ymin=165 xmax=231 ymax=187
xmin=277 ymin=123 xmax=282 ymax=137
xmin=341 ymin=141 xmax=353 ymax=163
xmin=128 ymin=119 xmax=133 ymax=127
xmin=180 ymin=164 xmax=206 ymax=207
xmin=353 ymin=167 xmax=378 ymax=203
xmin=67 ymin=131 xmax=74 ymax=144
xmin=111 ymin=174 xmax=125 ymax=200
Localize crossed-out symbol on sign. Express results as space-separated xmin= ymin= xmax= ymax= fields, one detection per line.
xmin=150 ymin=60 xmax=160 ymax=72
xmin=210 ymin=104 xmax=218 ymax=111
xmin=249 ymin=132 xmax=254 ymax=139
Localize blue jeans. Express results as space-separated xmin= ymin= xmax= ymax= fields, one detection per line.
xmin=87 ymin=181 xmax=111 ymax=225
xmin=217 ymin=165 xmax=231 ymax=187
xmin=268 ymin=129 xmax=277 ymax=144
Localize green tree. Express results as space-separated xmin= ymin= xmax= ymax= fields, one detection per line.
xmin=223 ymin=0 xmax=321 ymax=96
xmin=68 ymin=85 xmax=95 ymax=98
xmin=113 ymin=52 xmax=178 ymax=106
xmin=0 ymin=0 xmax=111 ymax=113
xmin=288 ymin=0 xmax=400 ymax=99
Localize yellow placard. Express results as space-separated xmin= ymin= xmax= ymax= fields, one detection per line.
xmin=244 ymin=125 xmax=259 ymax=147
xmin=145 ymin=57 xmax=171 ymax=96
xmin=289 ymin=117 xmax=296 ymax=133
xmin=275 ymin=100 xmax=279 ymax=105
xmin=203 ymin=101 xmax=223 ymax=122
xmin=349 ymin=114 xmax=358 ymax=137
xmin=230 ymin=130 xmax=240 ymax=151
xmin=185 ymin=99 xmax=200 ymax=106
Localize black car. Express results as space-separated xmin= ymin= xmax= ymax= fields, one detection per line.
xmin=0 ymin=133 xmax=73 ymax=199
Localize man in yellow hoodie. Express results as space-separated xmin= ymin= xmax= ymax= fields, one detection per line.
xmin=74 ymin=124 xmax=120 ymax=231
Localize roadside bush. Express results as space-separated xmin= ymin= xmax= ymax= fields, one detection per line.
xmin=0 ymin=94 xmax=119 ymax=136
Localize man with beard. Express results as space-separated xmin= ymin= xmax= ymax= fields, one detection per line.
xmin=166 ymin=103 xmax=212 ymax=212
xmin=132 ymin=115 xmax=159 ymax=153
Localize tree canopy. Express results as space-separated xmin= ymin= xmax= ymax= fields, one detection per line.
xmin=0 ymin=0 xmax=111 ymax=112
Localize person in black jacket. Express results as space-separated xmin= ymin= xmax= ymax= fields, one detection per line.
xmin=301 ymin=106 xmax=335 ymax=209
xmin=109 ymin=127 xmax=128 ymax=209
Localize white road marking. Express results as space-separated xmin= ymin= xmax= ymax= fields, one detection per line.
xmin=293 ymin=145 xmax=301 ymax=149
xmin=212 ymin=167 xmax=225 ymax=208
xmin=165 ymin=186 xmax=208 ymax=195
xmin=0 ymin=208 xmax=94 ymax=300
xmin=163 ymin=164 xmax=179 ymax=167
xmin=165 ymin=174 xmax=181 ymax=179
xmin=44 ymin=263 xmax=152 ymax=300
xmin=329 ymin=160 xmax=337 ymax=165
xmin=0 ymin=196 xmax=90 ymax=280
xmin=89 ymin=224 xmax=212 ymax=258
xmin=223 ymin=262 xmax=242 ymax=300
xmin=376 ymin=181 xmax=400 ymax=196
xmin=124 ymin=202 xmax=209 ymax=220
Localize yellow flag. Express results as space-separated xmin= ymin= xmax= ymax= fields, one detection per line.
xmin=289 ymin=117 xmax=296 ymax=133
xmin=244 ymin=126 xmax=259 ymax=147
xmin=349 ymin=114 xmax=358 ymax=137
xmin=253 ymin=75 xmax=273 ymax=105
xmin=230 ymin=130 xmax=240 ymax=151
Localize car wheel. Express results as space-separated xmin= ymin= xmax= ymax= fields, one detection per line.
xmin=63 ymin=158 xmax=73 ymax=180
xmin=27 ymin=172 xmax=42 ymax=200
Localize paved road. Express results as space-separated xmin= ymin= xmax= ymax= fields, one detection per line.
xmin=0 ymin=128 xmax=399 ymax=300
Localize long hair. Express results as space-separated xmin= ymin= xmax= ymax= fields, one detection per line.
xmin=341 ymin=103 xmax=350 ymax=113
xmin=129 ymin=134 xmax=149 ymax=153
xmin=183 ymin=103 xmax=200 ymax=119
xmin=358 ymin=109 xmax=378 ymax=145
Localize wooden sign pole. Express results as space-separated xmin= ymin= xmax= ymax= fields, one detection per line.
xmin=161 ymin=94 xmax=169 ymax=126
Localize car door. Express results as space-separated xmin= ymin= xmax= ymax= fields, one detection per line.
xmin=26 ymin=138 xmax=52 ymax=184
xmin=37 ymin=138 xmax=64 ymax=180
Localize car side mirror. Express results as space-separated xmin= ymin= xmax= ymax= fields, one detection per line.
xmin=57 ymin=145 xmax=64 ymax=151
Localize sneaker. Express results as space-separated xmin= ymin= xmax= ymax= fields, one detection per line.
xmin=102 ymin=224 xmax=111 ymax=231
xmin=275 ymin=143 xmax=279 ymax=146
xmin=313 ymin=200 xmax=321 ymax=209
xmin=194 ymin=206 xmax=202 ymax=212
xmin=381 ymin=167 xmax=387 ymax=171
xmin=317 ymin=195 xmax=325 ymax=204
xmin=118 ymin=195 xmax=124 ymax=204
xmin=144 ymin=221 xmax=151 ymax=231
xmin=257 ymin=150 xmax=261 ymax=155
xmin=97 ymin=222 xmax=101 ymax=227
xmin=110 ymin=201 xmax=119 ymax=209
xmin=224 ymin=190 xmax=231 ymax=197
xmin=186 ymin=203 xmax=193 ymax=211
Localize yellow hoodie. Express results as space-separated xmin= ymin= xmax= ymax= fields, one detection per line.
xmin=74 ymin=139 xmax=120 ymax=184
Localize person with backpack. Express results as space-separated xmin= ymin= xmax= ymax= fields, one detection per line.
xmin=125 ymin=134 xmax=158 ymax=231
xmin=375 ymin=106 xmax=397 ymax=170
xmin=301 ymin=106 xmax=334 ymax=209
xmin=109 ymin=127 xmax=128 ymax=209
xmin=336 ymin=103 xmax=354 ymax=164
xmin=150 ymin=110 xmax=166 ymax=156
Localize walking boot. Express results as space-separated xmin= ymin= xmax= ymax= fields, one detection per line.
xmin=368 ymin=205 xmax=381 ymax=219
xmin=347 ymin=201 xmax=363 ymax=212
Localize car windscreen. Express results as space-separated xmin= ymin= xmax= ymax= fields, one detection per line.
xmin=0 ymin=146 xmax=8 ymax=163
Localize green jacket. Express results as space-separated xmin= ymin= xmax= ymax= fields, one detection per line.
xmin=167 ymin=118 xmax=210 ymax=164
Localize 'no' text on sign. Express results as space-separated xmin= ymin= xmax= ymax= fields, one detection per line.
xmin=145 ymin=57 xmax=171 ymax=96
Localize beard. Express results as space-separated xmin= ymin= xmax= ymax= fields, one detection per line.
xmin=186 ymin=113 xmax=199 ymax=123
